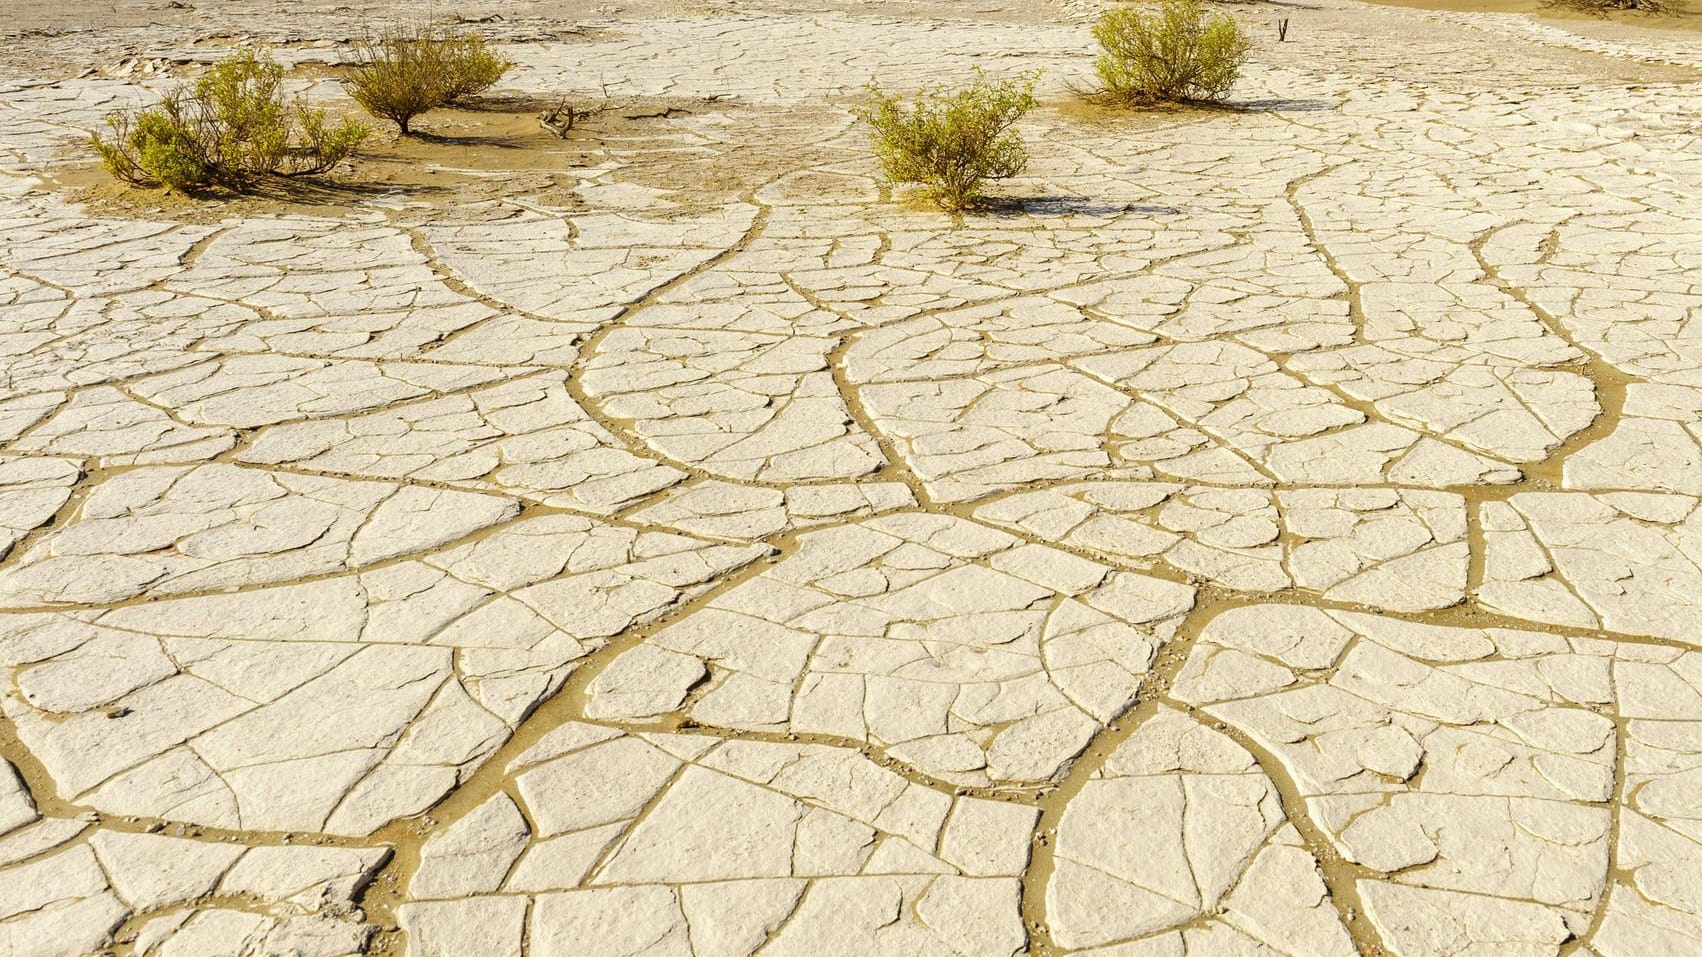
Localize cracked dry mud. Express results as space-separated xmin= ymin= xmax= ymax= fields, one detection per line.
xmin=1 ymin=0 xmax=1701 ymax=954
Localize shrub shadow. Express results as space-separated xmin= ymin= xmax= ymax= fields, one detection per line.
xmin=978 ymin=195 xmax=1184 ymax=218
xmin=399 ymin=129 xmax=535 ymax=149
xmin=246 ymin=177 xmax=457 ymax=206
xmin=1220 ymin=97 xmax=1339 ymax=114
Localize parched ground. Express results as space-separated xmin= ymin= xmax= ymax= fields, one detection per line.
xmin=1 ymin=0 xmax=1701 ymax=955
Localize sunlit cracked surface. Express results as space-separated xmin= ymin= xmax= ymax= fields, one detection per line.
xmin=1 ymin=0 xmax=1701 ymax=954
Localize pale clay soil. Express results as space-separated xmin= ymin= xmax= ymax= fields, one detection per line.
xmin=0 ymin=0 xmax=1701 ymax=955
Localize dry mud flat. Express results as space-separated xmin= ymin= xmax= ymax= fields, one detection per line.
xmin=1 ymin=0 xmax=1702 ymax=955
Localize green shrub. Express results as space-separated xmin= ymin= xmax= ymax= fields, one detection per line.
xmin=856 ymin=68 xmax=1039 ymax=212
xmin=344 ymin=25 xmax=514 ymax=134
xmin=436 ymin=33 xmax=513 ymax=103
xmin=91 ymin=49 xmax=368 ymax=192
xmin=1091 ymin=0 xmax=1251 ymax=105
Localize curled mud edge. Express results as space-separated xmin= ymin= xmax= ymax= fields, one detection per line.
xmin=1020 ymin=589 xmax=1393 ymax=957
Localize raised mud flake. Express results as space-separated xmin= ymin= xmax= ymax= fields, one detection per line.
xmin=416 ymin=314 xmax=590 ymax=368
xmin=1045 ymin=706 xmax=1356 ymax=955
xmin=400 ymin=724 xmax=1034 ymax=957
xmin=1357 ymin=883 xmax=1573 ymax=957
xmin=848 ymin=338 xmax=1526 ymax=495
xmin=0 ymin=760 xmax=32 ymax=836
xmin=0 ymin=792 xmax=385 ymax=957
xmin=1281 ymin=272 xmax=1601 ymax=465
xmin=1562 ymin=384 xmax=1702 ymax=496
xmin=1075 ymin=340 xmax=1368 ymax=461
xmin=238 ymin=373 xmax=687 ymax=514
xmin=1477 ymin=491 xmax=1702 ymax=642
xmin=8 ymin=386 xmax=236 ymax=466
xmin=1048 ymin=210 xmax=1353 ymax=355
xmin=0 ymin=752 xmax=386 ymax=953
xmin=841 ymin=295 xmax=1161 ymax=385
xmin=1076 ymin=342 xmax=1523 ymax=488
xmin=0 ymin=455 xmax=79 ymax=561
xmin=844 ymin=189 xmax=1241 ymax=311
xmin=1497 ymin=212 xmax=1702 ymax=390
xmin=978 ymin=482 xmax=1287 ymax=592
xmin=586 ymin=513 xmax=1194 ymax=786
xmin=130 ymin=355 xmax=514 ymax=431
xmin=0 ymin=390 xmax=64 ymax=446
xmin=975 ymin=481 xmax=1469 ymax=609
xmin=626 ymin=478 xmax=916 ymax=541
xmin=163 ymin=218 xmax=518 ymax=359
xmin=0 ymin=515 xmax=767 ymax=836
xmin=1171 ymin=604 xmax=1625 ymax=955
xmin=1279 ymin=486 xmax=1469 ymax=611
xmin=1591 ymin=654 xmax=1702 ymax=956
xmin=779 ymin=251 xmax=975 ymax=330
xmin=0 ymin=280 xmax=251 ymax=397
xmin=0 ymin=462 xmax=521 ymax=605
xmin=0 ymin=840 xmax=134 ymax=957
xmin=1583 ymin=895 xmax=1702 ymax=957
xmin=76 ymin=511 xmax=770 ymax=659
xmin=2 ymin=636 xmax=502 ymax=837
xmin=1262 ymin=421 xmax=1522 ymax=488
xmin=408 ymin=791 xmax=532 ymax=900
xmin=397 ymin=896 xmax=525 ymax=957
xmin=628 ymin=241 xmax=864 ymax=339
xmin=860 ymin=364 xmax=1153 ymax=503
xmin=0 ymin=212 xmax=215 ymax=297
xmin=418 ymin=207 xmax=759 ymax=325
xmin=1294 ymin=346 xmax=1599 ymax=465
xmin=581 ymin=327 xmax=885 ymax=483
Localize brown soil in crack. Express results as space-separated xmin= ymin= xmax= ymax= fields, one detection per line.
xmin=1019 ymin=589 xmax=1394 ymax=957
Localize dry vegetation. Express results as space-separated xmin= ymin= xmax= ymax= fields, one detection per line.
xmin=91 ymin=49 xmax=368 ymax=193
xmin=88 ymin=5 xmax=1268 ymax=209
xmin=1541 ymin=0 xmax=1673 ymax=15
xmin=856 ymin=68 xmax=1039 ymax=211
xmin=345 ymin=25 xmax=514 ymax=134
xmin=1091 ymin=0 xmax=1251 ymax=104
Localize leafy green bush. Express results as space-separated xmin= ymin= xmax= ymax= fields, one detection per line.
xmin=436 ymin=33 xmax=513 ymax=103
xmin=1091 ymin=0 xmax=1251 ymax=105
xmin=345 ymin=25 xmax=514 ymax=134
xmin=856 ymin=69 xmax=1039 ymax=212
xmin=92 ymin=49 xmax=368 ymax=192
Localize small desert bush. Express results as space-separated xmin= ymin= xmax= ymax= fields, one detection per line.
xmin=1541 ymin=0 xmax=1671 ymax=13
xmin=345 ymin=25 xmax=514 ymax=134
xmin=435 ymin=33 xmax=513 ymax=103
xmin=1091 ymin=0 xmax=1251 ymax=105
xmin=92 ymin=49 xmax=368 ymax=193
xmin=857 ymin=69 xmax=1039 ymax=212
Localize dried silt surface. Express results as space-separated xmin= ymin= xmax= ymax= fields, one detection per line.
xmin=0 ymin=0 xmax=1700 ymax=955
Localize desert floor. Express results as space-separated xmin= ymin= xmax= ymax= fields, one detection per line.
xmin=1 ymin=0 xmax=1701 ymax=955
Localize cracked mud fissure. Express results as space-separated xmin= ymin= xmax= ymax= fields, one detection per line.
xmin=1 ymin=0 xmax=1702 ymax=956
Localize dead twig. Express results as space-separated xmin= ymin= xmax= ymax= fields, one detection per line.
xmin=539 ymin=97 xmax=578 ymax=137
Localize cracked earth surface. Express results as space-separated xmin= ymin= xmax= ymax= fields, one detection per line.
xmin=1 ymin=0 xmax=1701 ymax=954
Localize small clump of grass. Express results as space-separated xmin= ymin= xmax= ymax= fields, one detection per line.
xmin=856 ymin=68 xmax=1040 ymax=212
xmin=1090 ymin=0 xmax=1251 ymax=106
xmin=92 ymin=48 xmax=368 ymax=193
xmin=344 ymin=24 xmax=514 ymax=135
